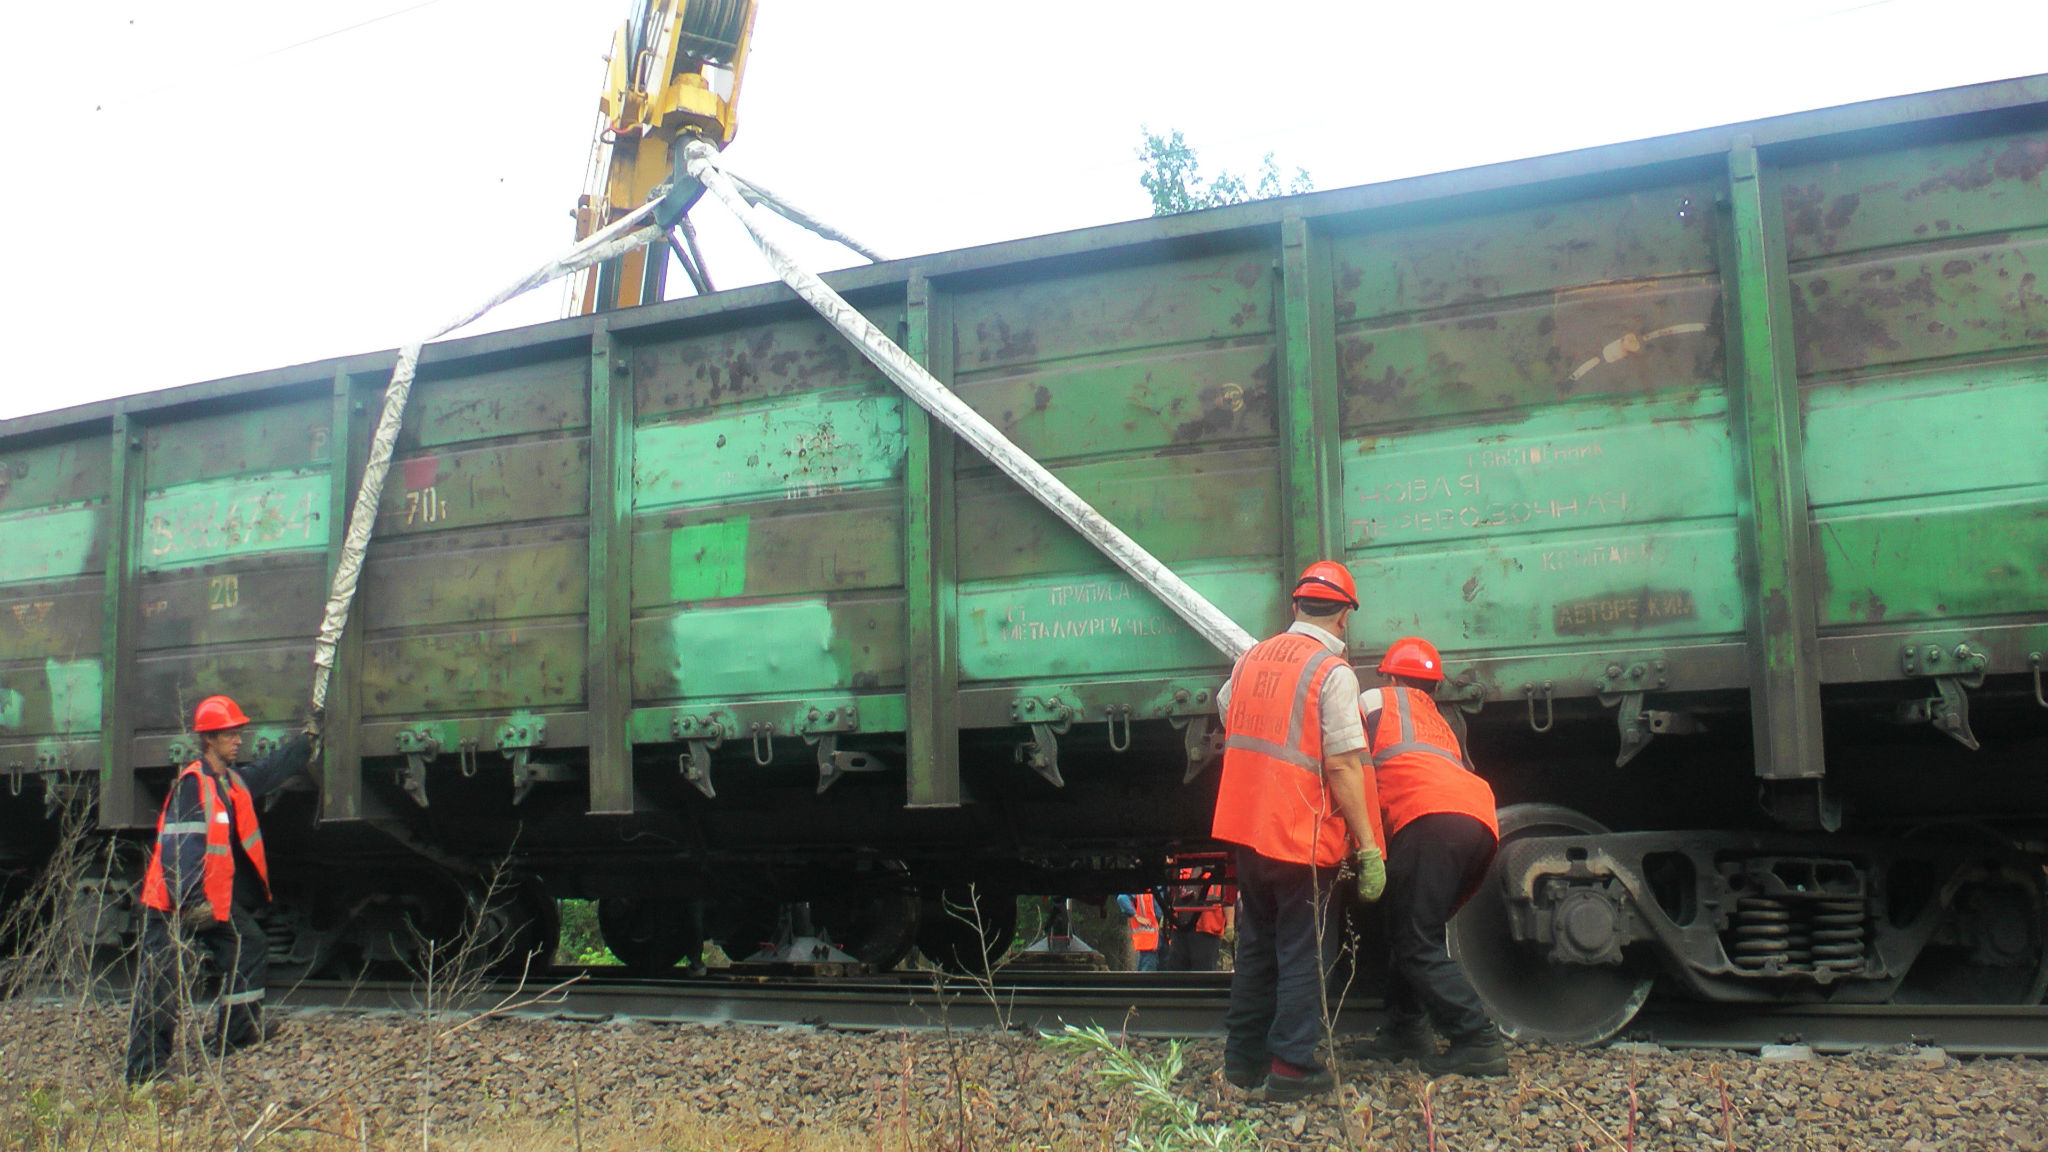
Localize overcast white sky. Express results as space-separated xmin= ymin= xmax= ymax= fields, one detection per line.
xmin=2 ymin=0 xmax=2044 ymax=420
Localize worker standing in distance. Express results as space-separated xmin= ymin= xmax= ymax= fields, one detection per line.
xmin=1161 ymin=864 xmax=1234 ymax=972
xmin=125 ymin=695 xmax=318 ymax=1085
xmin=1212 ymin=561 xmax=1386 ymax=1100
xmin=1117 ymin=891 xmax=1162 ymax=970
xmin=1349 ymin=637 xmax=1507 ymax=1077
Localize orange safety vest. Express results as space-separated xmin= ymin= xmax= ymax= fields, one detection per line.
xmin=1128 ymin=893 xmax=1159 ymax=951
xmin=139 ymin=761 xmax=271 ymax=921
xmin=1366 ymin=687 xmax=1499 ymax=841
xmin=1171 ymin=867 xmax=1233 ymax=936
xmin=1213 ymin=632 xmax=1357 ymax=867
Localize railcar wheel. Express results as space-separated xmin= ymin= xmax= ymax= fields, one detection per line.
xmin=813 ymin=888 xmax=921 ymax=971
xmin=916 ymin=887 xmax=1017 ymax=976
xmin=476 ymin=880 xmax=559 ymax=977
xmin=1448 ymin=804 xmax=1655 ymax=1044
xmin=1890 ymin=838 xmax=2048 ymax=1006
xmin=597 ymin=897 xmax=703 ymax=974
xmin=702 ymin=901 xmax=779 ymax=963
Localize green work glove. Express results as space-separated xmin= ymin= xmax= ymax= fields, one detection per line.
xmin=178 ymin=901 xmax=217 ymax=933
xmin=1354 ymin=846 xmax=1387 ymax=904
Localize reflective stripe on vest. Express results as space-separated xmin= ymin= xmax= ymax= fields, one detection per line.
xmin=138 ymin=761 xmax=271 ymax=920
xmin=1366 ymin=685 xmax=1498 ymax=842
xmin=1222 ymin=645 xmax=1343 ymax=773
xmin=1369 ymin=686 xmax=1465 ymax=768
xmin=1213 ymin=632 xmax=1355 ymax=867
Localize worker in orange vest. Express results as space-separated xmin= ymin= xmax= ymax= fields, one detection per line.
xmin=1349 ymin=637 xmax=1507 ymax=1077
xmin=1211 ymin=561 xmax=1386 ymax=1101
xmin=125 ymin=695 xmax=317 ymax=1085
xmin=1161 ymin=865 xmax=1234 ymax=972
xmin=1117 ymin=892 xmax=1162 ymax=970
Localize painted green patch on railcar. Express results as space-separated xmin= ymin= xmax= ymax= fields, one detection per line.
xmin=643 ymin=597 xmax=904 ymax=700
xmin=669 ymin=518 xmax=749 ymax=601
xmin=1348 ymin=524 xmax=1744 ymax=652
xmin=635 ymin=392 xmax=906 ymax=510
xmin=1342 ymin=391 xmax=1736 ymax=549
xmin=1803 ymin=368 xmax=2046 ymax=510
xmin=1815 ymin=498 xmax=2048 ymax=624
xmin=139 ymin=472 xmax=329 ymax=571
xmin=0 ymin=506 xmax=99 ymax=585
xmin=0 ymin=658 xmax=103 ymax=736
xmin=1804 ymin=363 xmax=2047 ymax=626
xmin=958 ymin=565 xmax=1273 ymax=683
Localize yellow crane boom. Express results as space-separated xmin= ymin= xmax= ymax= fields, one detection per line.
xmin=572 ymin=0 xmax=756 ymax=314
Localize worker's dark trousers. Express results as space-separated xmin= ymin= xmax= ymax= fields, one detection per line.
xmin=1162 ymin=927 xmax=1223 ymax=972
xmin=1223 ymin=848 xmax=1341 ymax=1071
xmin=1383 ymin=813 xmax=1497 ymax=1040
xmin=125 ymin=905 xmax=269 ymax=1080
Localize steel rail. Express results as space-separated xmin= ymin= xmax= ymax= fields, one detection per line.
xmin=274 ymin=973 xmax=2048 ymax=1057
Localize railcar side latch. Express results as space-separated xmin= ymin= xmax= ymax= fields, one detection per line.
xmin=671 ymin=713 xmax=731 ymax=799
xmin=497 ymin=719 xmax=575 ymax=805
xmin=1899 ymin=643 xmax=1987 ymax=751
xmin=1597 ymin=661 xmax=1699 ymax=767
xmin=800 ymin=704 xmax=883 ymax=794
xmin=1010 ymin=696 xmax=1076 ymax=788
xmin=392 ymin=727 xmax=441 ymax=808
xmin=1158 ymin=684 xmax=1223 ymax=783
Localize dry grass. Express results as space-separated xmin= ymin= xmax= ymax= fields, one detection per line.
xmin=1 ymin=1087 xmax=1069 ymax=1152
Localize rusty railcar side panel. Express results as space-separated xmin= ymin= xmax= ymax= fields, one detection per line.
xmin=0 ymin=77 xmax=2043 ymax=834
xmin=1782 ymin=128 xmax=2048 ymax=670
xmin=0 ymin=432 xmax=111 ymax=801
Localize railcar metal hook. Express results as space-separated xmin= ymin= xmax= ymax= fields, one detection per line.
xmin=750 ymin=722 xmax=775 ymax=766
xmin=458 ymin=737 xmax=479 ymax=778
xmin=6 ymin=765 xmax=21 ymax=797
xmin=2032 ymin=652 xmax=2046 ymax=709
xmin=1523 ymin=681 xmax=1555 ymax=734
xmin=1105 ymin=705 xmax=1132 ymax=753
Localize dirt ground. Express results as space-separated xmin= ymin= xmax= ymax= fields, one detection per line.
xmin=3 ymin=999 xmax=2044 ymax=1151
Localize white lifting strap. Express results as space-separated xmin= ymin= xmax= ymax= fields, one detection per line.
xmin=680 ymin=139 xmax=1257 ymax=661
xmin=309 ymin=201 xmax=667 ymax=709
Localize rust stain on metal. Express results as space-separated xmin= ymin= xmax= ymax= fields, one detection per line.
xmin=975 ymin=317 xmax=1038 ymax=365
xmin=1171 ymin=381 xmax=1258 ymax=444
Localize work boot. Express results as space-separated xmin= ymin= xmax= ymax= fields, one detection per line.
xmin=206 ymin=1015 xmax=285 ymax=1055
xmin=1421 ymin=1026 xmax=1509 ymax=1078
xmin=1347 ymin=1017 xmax=1436 ymax=1061
xmin=1222 ymin=1060 xmax=1268 ymax=1091
xmin=1263 ymin=1058 xmax=1336 ymax=1101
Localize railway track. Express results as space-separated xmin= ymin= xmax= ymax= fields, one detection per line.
xmin=273 ymin=969 xmax=2048 ymax=1057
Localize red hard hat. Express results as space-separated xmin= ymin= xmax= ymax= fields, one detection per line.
xmin=193 ymin=695 xmax=251 ymax=733
xmin=1378 ymin=637 xmax=1444 ymax=681
xmin=1292 ymin=561 xmax=1359 ymax=610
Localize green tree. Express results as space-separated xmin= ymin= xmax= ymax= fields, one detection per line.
xmin=1137 ymin=128 xmax=1314 ymax=216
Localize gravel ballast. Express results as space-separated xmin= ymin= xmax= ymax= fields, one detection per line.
xmin=3 ymin=1000 xmax=2044 ymax=1149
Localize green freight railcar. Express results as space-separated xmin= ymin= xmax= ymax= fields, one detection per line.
xmin=2 ymin=77 xmax=2044 ymax=1033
